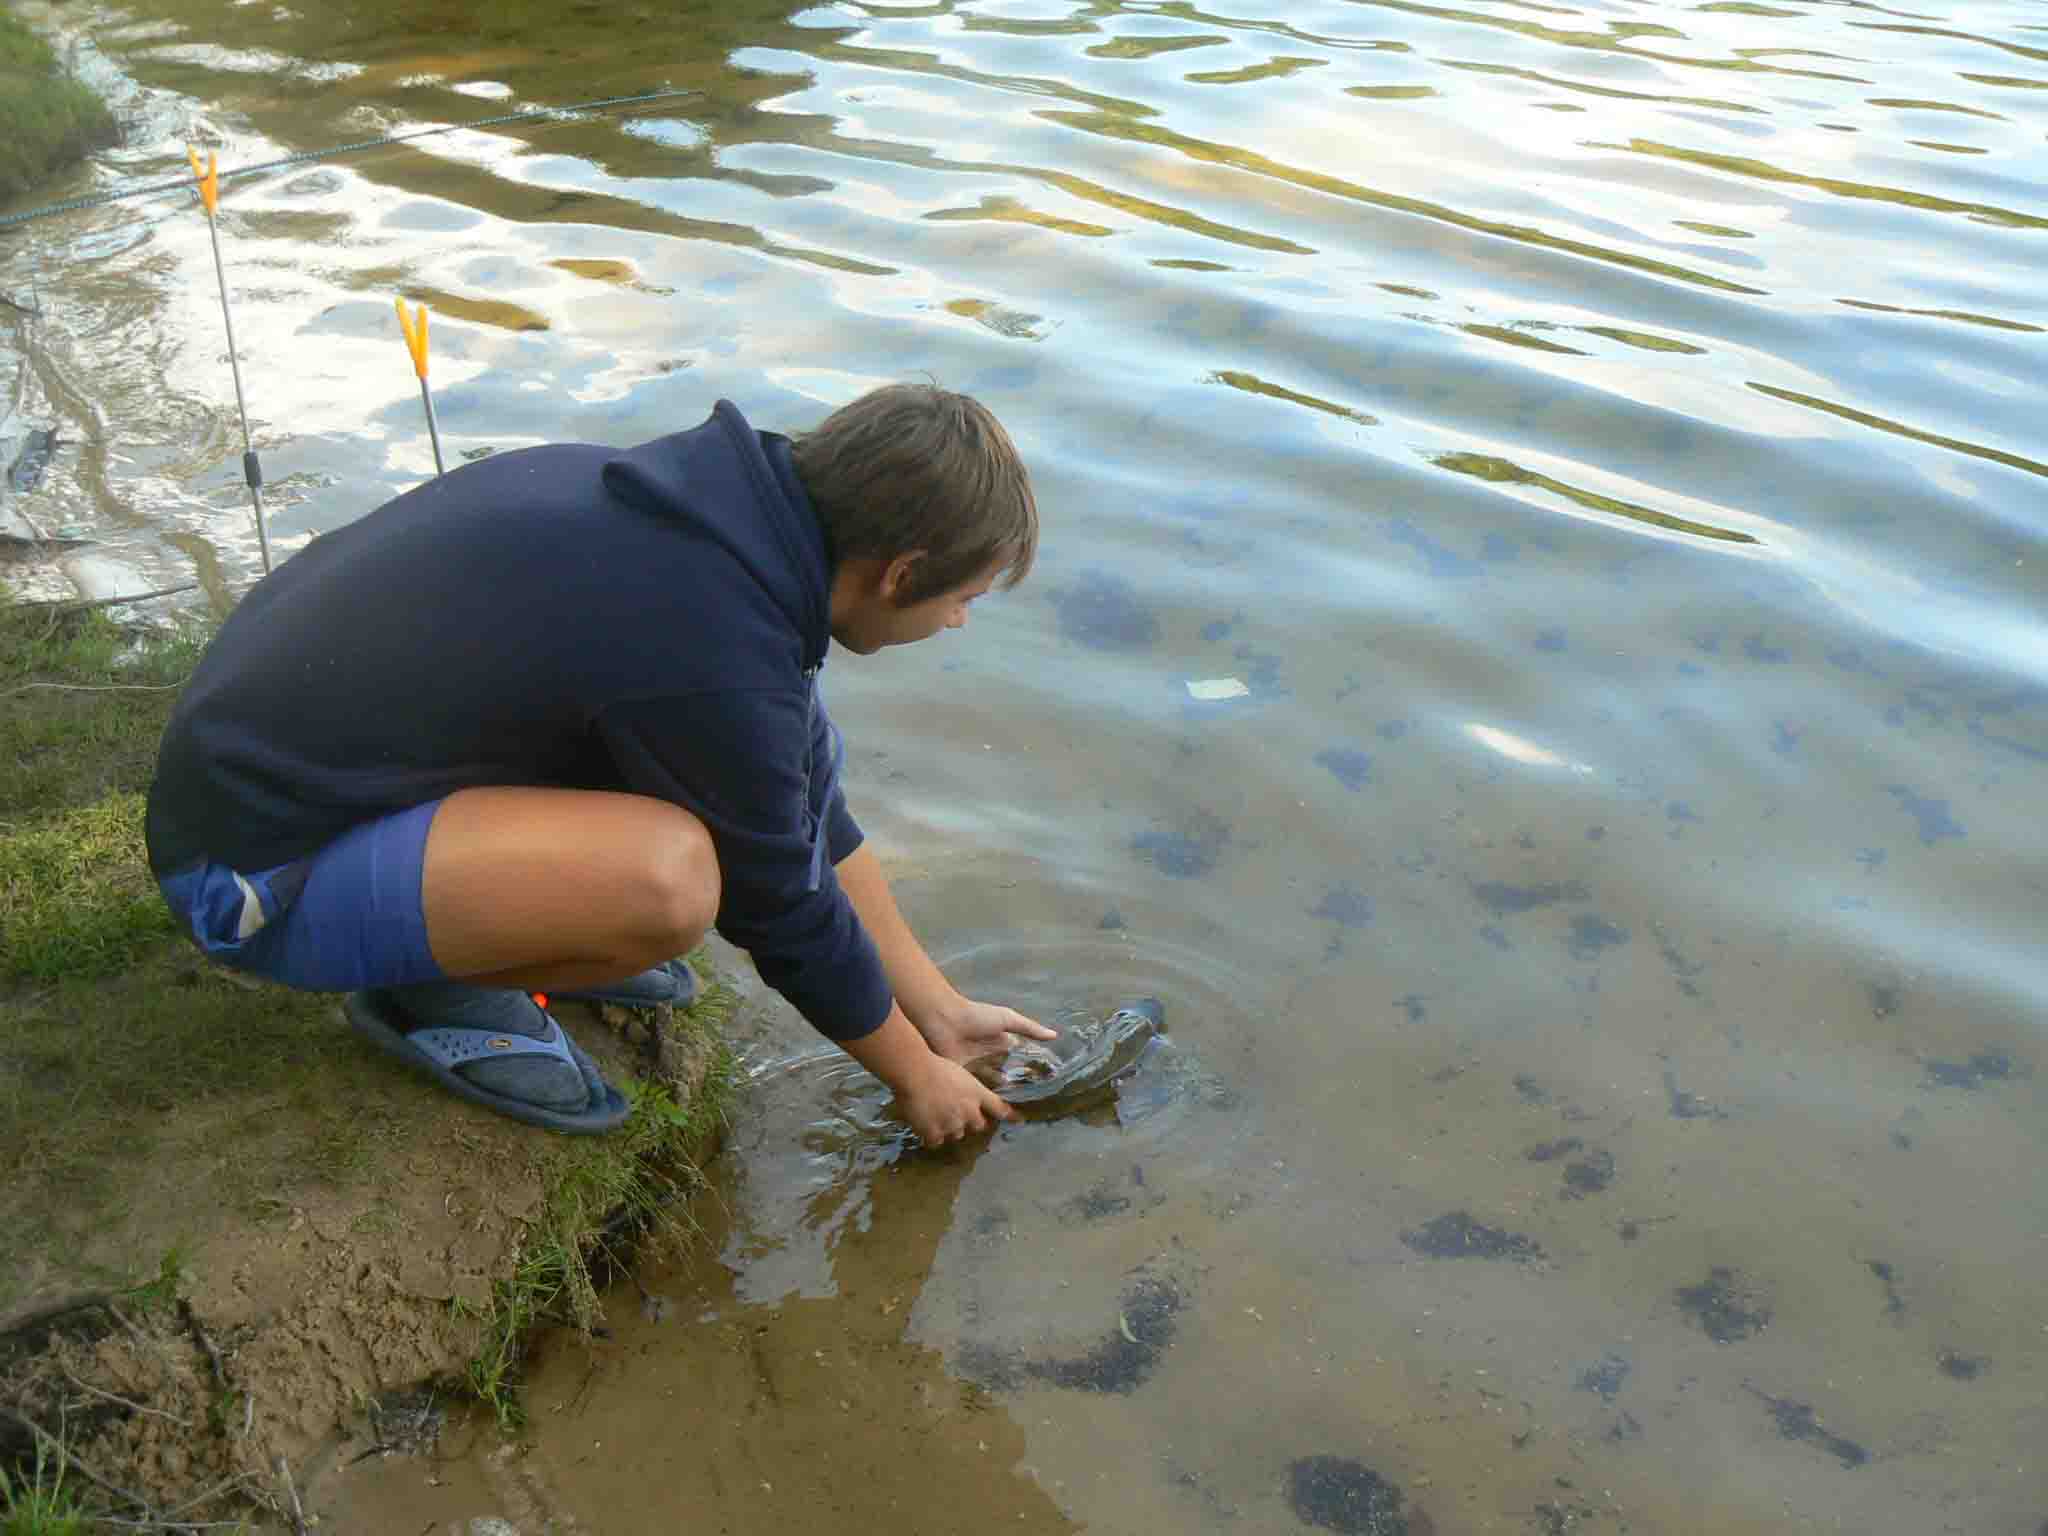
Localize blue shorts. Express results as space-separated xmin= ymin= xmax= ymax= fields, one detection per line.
xmin=156 ymin=798 xmax=448 ymax=992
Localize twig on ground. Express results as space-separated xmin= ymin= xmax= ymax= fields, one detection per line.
xmin=276 ymin=1455 xmax=309 ymax=1536
xmin=61 ymin=1365 xmax=192 ymax=1426
xmin=242 ymin=1389 xmax=254 ymax=1437
xmin=15 ymin=582 xmax=198 ymax=613
xmin=82 ymin=1518 xmax=248 ymax=1531
xmin=179 ymin=1303 xmax=227 ymax=1388
xmin=162 ymin=1471 xmax=256 ymax=1519
xmin=2 ymin=678 xmax=190 ymax=697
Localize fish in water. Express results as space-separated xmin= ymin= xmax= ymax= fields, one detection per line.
xmin=968 ymin=997 xmax=1166 ymax=1120
xmin=9 ymin=428 xmax=65 ymax=493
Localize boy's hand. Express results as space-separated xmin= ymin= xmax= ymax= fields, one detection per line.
xmin=897 ymin=1054 xmax=1017 ymax=1145
xmin=916 ymin=997 xmax=1058 ymax=1065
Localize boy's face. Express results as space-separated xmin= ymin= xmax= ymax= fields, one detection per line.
xmin=830 ymin=556 xmax=1003 ymax=655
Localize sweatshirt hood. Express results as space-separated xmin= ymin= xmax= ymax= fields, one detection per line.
xmin=600 ymin=399 xmax=831 ymax=669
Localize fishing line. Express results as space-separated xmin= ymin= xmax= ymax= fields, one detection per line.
xmin=0 ymin=86 xmax=701 ymax=234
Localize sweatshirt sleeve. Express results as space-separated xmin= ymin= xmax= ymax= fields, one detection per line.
xmin=595 ymin=691 xmax=892 ymax=1042
xmin=810 ymin=690 xmax=865 ymax=867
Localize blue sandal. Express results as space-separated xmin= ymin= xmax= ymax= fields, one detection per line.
xmin=553 ymin=957 xmax=700 ymax=1011
xmin=345 ymin=987 xmax=630 ymax=1135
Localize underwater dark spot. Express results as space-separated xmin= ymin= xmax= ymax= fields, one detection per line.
xmin=1867 ymin=1260 xmax=1905 ymax=1316
xmin=1026 ymin=1271 xmax=1183 ymax=1394
xmin=1576 ymin=1354 xmax=1630 ymax=1401
xmin=1922 ymin=1051 xmax=2016 ymax=1091
xmin=1828 ymin=647 xmax=1883 ymax=676
xmin=1525 ymin=1138 xmax=1583 ymax=1163
xmin=1694 ymin=634 xmax=1722 ymax=655
xmin=1666 ymin=801 xmax=1702 ymax=824
xmin=1472 ymin=880 xmax=1587 ymax=915
xmin=1099 ymin=908 xmax=1127 ymax=931
xmin=1535 ymin=628 xmax=1567 ymax=653
xmin=1534 ymin=1500 xmax=1600 ymax=1534
xmin=1316 ymin=747 xmax=1374 ymax=791
xmin=1060 ymin=1181 xmax=1133 ymax=1224
xmin=1133 ymin=810 xmax=1232 ymax=878
xmin=1677 ymin=660 xmax=1706 ymax=678
xmin=1938 ymin=1350 xmax=1989 ymax=1381
xmin=1377 ymin=719 xmax=1409 ymax=741
xmin=1202 ymin=617 xmax=1234 ymax=642
xmin=1396 ymin=994 xmax=1425 ymax=1024
xmin=1771 ymin=721 xmax=1801 ymax=757
xmin=1883 ymin=785 xmax=1963 ymax=845
xmin=1748 ymin=1386 xmax=1868 ymax=1468
xmin=1663 ymin=1068 xmax=1725 ymax=1121
xmin=1479 ymin=925 xmax=1512 ymax=951
xmin=1586 ymin=824 xmax=1606 ymax=841
xmin=1562 ymin=1149 xmax=1616 ymax=1198
xmin=1286 ymin=1456 xmax=1412 ymax=1535
xmin=1855 ymin=848 xmax=1886 ymax=870
xmin=1618 ymin=1221 xmax=1640 ymax=1243
xmin=1401 ymin=1211 xmax=1544 ymax=1262
xmin=1390 ymin=519 xmax=1478 ymax=579
xmin=1049 ymin=570 xmax=1161 ymax=651
xmin=1310 ymin=884 xmax=1374 ymax=928
xmin=1513 ymin=1075 xmax=1549 ymax=1104
xmin=1567 ymin=914 xmax=1629 ymax=961
xmin=1676 ymin=1267 xmax=1770 ymax=1342
xmin=1607 ymin=1411 xmax=1643 ymax=1442
xmin=1868 ymin=983 xmax=1898 ymax=1018
xmin=1742 ymin=633 xmax=1789 ymax=663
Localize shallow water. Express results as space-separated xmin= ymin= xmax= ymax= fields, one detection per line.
xmin=5 ymin=0 xmax=2045 ymax=1528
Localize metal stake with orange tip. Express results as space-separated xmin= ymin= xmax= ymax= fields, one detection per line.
xmin=394 ymin=297 xmax=446 ymax=476
xmin=188 ymin=147 xmax=271 ymax=575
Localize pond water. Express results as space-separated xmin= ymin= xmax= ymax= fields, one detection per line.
xmin=5 ymin=0 xmax=2045 ymax=1529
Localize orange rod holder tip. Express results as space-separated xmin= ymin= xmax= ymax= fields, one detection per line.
xmin=186 ymin=147 xmax=219 ymax=215
xmin=188 ymin=144 xmax=270 ymax=575
xmin=394 ymin=297 xmax=446 ymax=476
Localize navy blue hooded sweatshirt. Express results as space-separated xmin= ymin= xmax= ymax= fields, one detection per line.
xmin=145 ymin=400 xmax=893 ymax=1042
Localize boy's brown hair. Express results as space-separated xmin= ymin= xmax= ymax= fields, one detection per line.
xmin=790 ymin=383 xmax=1037 ymax=605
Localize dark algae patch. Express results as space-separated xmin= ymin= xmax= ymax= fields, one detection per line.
xmin=1883 ymin=784 xmax=1964 ymax=844
xmin=1575 ymin=1354 xmax=1630 ymax=1401
xmin=1472 ymin=880 xmax=1587 ymax=915
xmin=963 ymin=1270 xmax=1185 ymax=1395
xmin=1937 ymin=1349 xmax=1989 ymax=1381
xmin=1921 ymin=1050 xmax=2017 ymax=1090
xmin=1310 ymin=882 xmax=1374 ymax=928
xmin=1286 ymin=1456 xmax=1418 ymax=1535
xmin=1561 ymin=1147 xmax=1615 ymax=1198
xmin=1315 ymin=747 xmax=1374 ymax=791
xmin=1401 ymin=1211 xmax=1544 ymax=1262
xmin=1676 ymin=1267 xmax=1770 ymax=1342
xmin=1049 ymin=569 xmax=1161 ymax=650
xmin=1663 ymin=1068 xmax=1726 ymax=1120
xmin=1525 ymin=1138 xmax=1583 ymax=1162
xmin=1566 ymin=914 xmax=1629 ymax=960
xmin=1747 ymin=1386 xmax=1869 ymax=1468
xmin=1133 ymin=807 xmax=1231 ymax=877
xmin=1867 ymin=1259 xmax=1906 ymax=1316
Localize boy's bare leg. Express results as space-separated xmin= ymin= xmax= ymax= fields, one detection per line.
xmin=418 ymin=786 xmax=720 ymax=992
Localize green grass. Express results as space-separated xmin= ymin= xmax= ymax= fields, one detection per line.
xmin=0 ymin=8 xmax=118 ymax=206
xmin=0 ymin=1440 xmax=87 ymax=1536
xmin=0 ymin=793 xmax=176 ymax=979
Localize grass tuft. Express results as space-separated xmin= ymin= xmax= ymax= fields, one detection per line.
xmin=0 ymin=794 xmax=176 ymax=980
xmin=0 ymin=1438 xmax=87 ymax=1536
xmin=0 ymin=9 xmax=119 ymax=205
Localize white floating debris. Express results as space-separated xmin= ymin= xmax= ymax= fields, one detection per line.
xmin=1464 ymin=722 xmax=1595 ymax=775
xmin=1187 ymin=677 xmax=1250 ymax=701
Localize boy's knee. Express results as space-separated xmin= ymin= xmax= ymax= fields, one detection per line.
xmin=640 ymin=812 xmax=719 ymax=949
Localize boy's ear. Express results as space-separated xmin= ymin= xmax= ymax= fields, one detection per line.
xmin=879 ymin=550 xmax=927 ymax=603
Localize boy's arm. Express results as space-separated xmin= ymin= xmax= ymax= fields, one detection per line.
xmin=834 ymin=843 xmax=1057 ymax=1062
